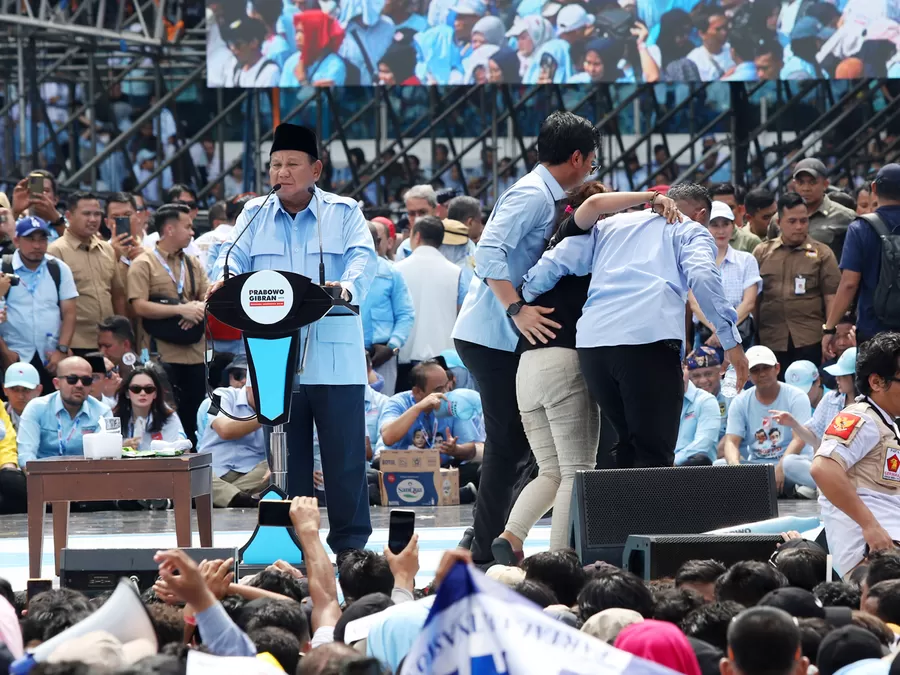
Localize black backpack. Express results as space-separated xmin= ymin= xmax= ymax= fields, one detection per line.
xmin=1 ymin=254 xmax=61 ymax=298
xmin=862 ymin=212 xmax=900 ymax=329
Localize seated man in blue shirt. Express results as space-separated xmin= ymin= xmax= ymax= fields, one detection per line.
xmin=676 ymin=365 xmax=722 ymax=466
xmin=198 ymin=384 xmax=268 ymax=508
xmin=378 ymin=360 xmax=483 ymax=501
xmin=785 ymin=360 xmax=829 ymax=412
xmin=17 ymin=356 xmax=113 ymax=467
xmin=685 ymin=346 xmax=731 ymax=442
xmin=722 ymin=346 xmax=812 ymax=495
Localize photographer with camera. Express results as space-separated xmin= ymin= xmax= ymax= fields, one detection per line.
xmin=0 ymin=216 xmax=78 ymax=392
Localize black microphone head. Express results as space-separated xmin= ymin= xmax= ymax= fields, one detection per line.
xmin=272 ymin=183 xmax=282 ymax=191
xmin=307 ymin=186 xmax=316 ymax=194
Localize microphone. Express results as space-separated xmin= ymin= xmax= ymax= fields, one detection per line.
xmin=222 ymin=183 xmax=282 ymax=280
xmin=307 ymin=185 xmax=326 ymax=288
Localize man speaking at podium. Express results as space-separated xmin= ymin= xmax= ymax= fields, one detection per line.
xmin=210 ymin=123 xmax=376 ymax=555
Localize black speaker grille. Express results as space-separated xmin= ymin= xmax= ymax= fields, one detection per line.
xmin=628 ymin=533 xmax=784 ymax=580
xmin=582 ymin=465 xmax=777 ymax=547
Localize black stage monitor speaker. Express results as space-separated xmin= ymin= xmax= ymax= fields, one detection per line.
xmin=61 ymin=548 xmax=237 ymax=597
xmin=624 ymin=533 xmax=784 ymax=580
xmin=570 ymin=464 xmax=777 ymax=565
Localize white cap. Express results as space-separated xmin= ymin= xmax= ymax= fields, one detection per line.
xmin=506 ymin=16 xmax=527 ymax=37
xmin=542 ymin=2 xmax=562 ymax=18
xmin=746 ymin=346 xmax=779 ymax=370
xmin=451 ymin=0 xmax=486 ymax=15
xmin=4 ymin=362 xmax=39 ymax=389
xmin=710 ymin=201 xmax=735 ymax=222
xmin=555 ymin=4 xmax=594 ymax=33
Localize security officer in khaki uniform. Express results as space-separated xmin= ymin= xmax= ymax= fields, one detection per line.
xmin=811 ymin=332 xmax=900 ymax=576
xmin=754 ymin=191 xmax=841 ymax=371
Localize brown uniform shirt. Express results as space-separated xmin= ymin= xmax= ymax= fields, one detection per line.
xmin=47 ymin=231 xmax=123 ymax=350
xmin=753 ymin=235 xmax=841 ymax=351
xmin=127 ymin=248 xmax=208 ymax=365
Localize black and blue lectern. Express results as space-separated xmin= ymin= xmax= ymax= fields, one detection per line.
xmin=206 ymin=269 xmax=353 ymax=570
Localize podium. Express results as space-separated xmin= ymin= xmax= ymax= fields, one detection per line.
xmin=206 ymin=268 xmax=353 ymax=490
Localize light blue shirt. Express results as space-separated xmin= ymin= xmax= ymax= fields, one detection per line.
xmin=452 ymin=165 xmax=565 ymax=352
xmin=378 ymin=391 xmax=484 ymax=462
xmin=522 ymin=210 xmax=742 ymax=350
xmin=279 ymin=53 xmax=347 ymax=87
xmin=365 ymin=384 xmax=389 ymax=447
xmin=722 ymin=61 xmax=759 ymax=81
xmin=339 ymin=19 xmax=396 ymax=85
xmin=17 ymin=392 xmax=113 ymax=466
xmin=262 ymin=33 xmax=293 ymax=69
xmin=726 ymin=383 xmax=812 ymax=463
xmin=195 ymin=602 xmax=256 ymax=657
xmin=214 ymin=188 xmax=376 ymax=386
xmin=360 ymin=257 xmax=415 ymax=350
xmin=0 ymin=252 xmax=78 ymax=364
xmin=717 ymin=390 xmax=732 ymax=440
xmin=199 ymin=385 xmax=267 ymax=477
xmin=675 ymin=381 xmax=722 ymax=465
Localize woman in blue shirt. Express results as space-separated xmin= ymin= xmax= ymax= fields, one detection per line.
xmin=115 ymin=367 xmax=186 ymax=451
xmin=279 ymin=10 xmax=347 ymax=87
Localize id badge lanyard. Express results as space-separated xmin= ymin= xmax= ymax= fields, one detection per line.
xmin=58 ymin=414 xmax=81 ymax=455
xmin=153 ymin=249 xmax=186 ymax=297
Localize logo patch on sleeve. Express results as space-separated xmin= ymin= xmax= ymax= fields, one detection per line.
xmin=825 ymin=413 xmax=862 ymax=440
xmin=884 ymin=452 xmax=900 ymax=482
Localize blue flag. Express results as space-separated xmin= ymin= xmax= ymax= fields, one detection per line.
xmin=400 ymin=563 xmax=680 ymax=675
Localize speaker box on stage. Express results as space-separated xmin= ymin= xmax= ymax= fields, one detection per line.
xmin=570 ymin=465 xmax=778 ymax=565
xmin=60 ymin=548 xmax=237 ymax=597
xmin=624 ymin=533 xmax=784 ymax=580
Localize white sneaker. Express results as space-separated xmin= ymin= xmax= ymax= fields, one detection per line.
xmin=795 ymin=486 xmax=817 ymax=500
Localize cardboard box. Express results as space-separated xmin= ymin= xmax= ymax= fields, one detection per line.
xmin=379 ymin=449 xmax=460 ymax=506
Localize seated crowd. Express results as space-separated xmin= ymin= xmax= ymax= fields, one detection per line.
xmin=4 ymin=502 xmax=900 ymax=675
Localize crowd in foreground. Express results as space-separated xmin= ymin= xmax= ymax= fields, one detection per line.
xmin=5 ymin=497 xmax=900 ymax=675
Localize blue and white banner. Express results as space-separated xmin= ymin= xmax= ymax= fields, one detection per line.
xmin=400 ymin=563 xmax=678 ymax=675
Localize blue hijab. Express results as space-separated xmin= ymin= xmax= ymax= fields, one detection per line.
xmin=366 ymin=601 xmax=432 ymax=673
xmin=339 ymin=0 xmax=385 ymax=27
xmin=415 ymin=24 xmax=464 ymax=83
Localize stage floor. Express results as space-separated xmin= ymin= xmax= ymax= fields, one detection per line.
xmin=0 ymin=501 xmax=820 ymax=592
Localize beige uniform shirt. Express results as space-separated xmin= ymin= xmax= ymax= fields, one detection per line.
xmin=127 ymin=248 xmax=208 ymax=365
xmin=47 ymin=231 xmax=123 ymax=350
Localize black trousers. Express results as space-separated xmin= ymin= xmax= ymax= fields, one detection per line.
xmin=578 ymin=341 xmax=683 ymax=468
xmin=455 ymin=339 xmax=532 ymax=563
xmin=774 ymin=335 xmax=822 ymax=378
xmin=0 ymin=467 xmax=26 ymax=514
xmin=284 ymin=384 xmax=371 ymax=554
xmin=29 ymin=353 xmax=57 ymax=394
xmin=160 ymin=362 xmax=207 ymax=444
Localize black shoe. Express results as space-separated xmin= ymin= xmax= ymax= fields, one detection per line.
xmin=491 ymin=537 xmax=523 ymax=566
xmin=460 ymin=482 xmax=477 ymax=505
xmin=457 ymin=527 xmax=475 ymax=550
xmin=116 ymin=500 xmax=146 ymax=511
xmin=228 ymin=492 xmax=260 ymax=509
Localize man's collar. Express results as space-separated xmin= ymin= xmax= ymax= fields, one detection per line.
xmin=685 ymin=380 xmax=700 ymax=402
xmin=11 ymin=250 xmax=44 ymax=272
xmin=235 ymin=385 xmax=250 ymax=408
xmin=274 ymin=191 xmax=316 ymax=219
xmin=63 ymin=229 xmax=97 ymax=251
xmin=533 ymin=164 xmax=567 ymax=202
xmin=810 ymin=196 xmax=833 ymax=218
xmin=411 ymin=245 xmax=444 ymax=258
xmin=773 ymin=235 xmax=812 ymax=250
xmin=52 ymin=391 xmax=90 ymax=419
xmin=155 ymin=244 xmax=184 ymax=261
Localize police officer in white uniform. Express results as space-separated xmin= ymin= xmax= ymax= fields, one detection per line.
xmin=811 ymin=332 xmax=900 ymax=575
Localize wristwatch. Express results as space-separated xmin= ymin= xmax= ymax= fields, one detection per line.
xmin=822 ymin=324 xmax=837 ymax=335
xmin=57 ymin=344 xmax=70 ymax=354
xmin=506 ymin=300 xmax=525 ymax=317
xmin=51 ymin=215 xmax=66 ymax=231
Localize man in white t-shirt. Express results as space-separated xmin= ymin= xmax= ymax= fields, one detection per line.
xmin=687 ymin=6 xmax=735 ymax=81
xmin=722 ymin=346 xmax=811 ymax=495
xmin=811 ymin=333 xmax=900 ymax=576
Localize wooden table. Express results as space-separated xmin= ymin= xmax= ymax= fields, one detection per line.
xmin=26 ymin=454 xmax=213 ymax=577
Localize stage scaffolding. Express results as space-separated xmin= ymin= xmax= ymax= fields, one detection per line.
xmin=0 ymin=0 xmax=897 ymax=206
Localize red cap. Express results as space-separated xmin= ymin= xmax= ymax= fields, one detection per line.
xmin=372 ymin=216 xmax=395 ymax=239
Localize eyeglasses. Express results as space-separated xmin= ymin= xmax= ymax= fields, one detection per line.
xmin=176 ymin=200 xmax=198 ymax=209
xmin=590 ymin=160 xmax=601 ymax=173
xmin=129 ymin=385 xmax=157 ymax=395
xmin=230 ymin=369 xmax=247 ymax=380
xmin=63 ymin=375 xmax=93 ymax=386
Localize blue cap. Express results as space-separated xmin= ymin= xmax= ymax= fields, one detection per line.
xmin=685 ymin=346 xmax=721 ymax=370
xmin=875 ymin=163 xmax=900 ymax=190
xmin=791 ymin=16 xmax=827 ymax=40
xmin=785 ymin=360 xmax=820 ymax=393
xmin=15 ymin=215 xmax=50 ymax=238
xmin=824 ymin=347 xmax=857 ymax=377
